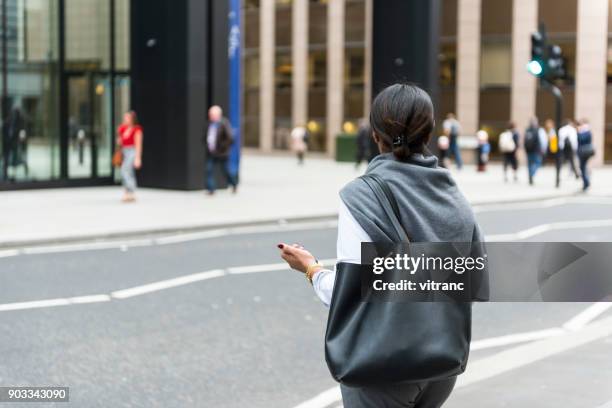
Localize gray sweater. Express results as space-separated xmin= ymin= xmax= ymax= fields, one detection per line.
xmin=340 ymin=153 xmax=482 ymax=244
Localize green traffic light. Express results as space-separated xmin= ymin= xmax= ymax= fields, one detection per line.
xmin=527 ymin=60 xmax=543 ymax=76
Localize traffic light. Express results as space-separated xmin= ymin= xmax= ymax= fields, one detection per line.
xmin=547 ymin=44 xmax=565 ymax=79
xmin=527 ymin=28 xmax=565 ymax=81
xmin=528 ymin=31 xmax=545 ymax=77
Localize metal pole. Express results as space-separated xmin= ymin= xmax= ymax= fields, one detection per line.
xmin=550 ymin=83 xmax=563 ymax=132
xmin=1 ymin=0 xmax=8 ymax=181
xmin=109 ymin=0 xmax=116 ymax=181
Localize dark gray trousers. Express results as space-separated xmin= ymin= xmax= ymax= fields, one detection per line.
xmin=340 ymin=377 xmax=457 ymax=408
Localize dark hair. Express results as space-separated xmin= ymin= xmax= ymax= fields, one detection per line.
xmin=369 ymin=83 xmax=434 ymax=161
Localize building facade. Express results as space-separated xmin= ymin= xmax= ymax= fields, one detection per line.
xmin=2 ymin=0 xmax=612 ymax=191
xmin=0 ymin=0 xmax=227 ymax=190
xmin=243 ymin=0 xmax=612 ymax=165
xmin=1 ymin=0 xmax=131 ymax=189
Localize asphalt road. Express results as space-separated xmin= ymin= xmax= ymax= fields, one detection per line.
xmin=1 ymin=196 xmax=612 ymax=408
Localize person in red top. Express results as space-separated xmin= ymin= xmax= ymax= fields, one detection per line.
xmin=116 ymin=111 xmax=143 ymax=202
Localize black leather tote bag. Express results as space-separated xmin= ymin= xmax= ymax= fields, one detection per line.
xmin=324 ymin=174 xmax=472 ymax=387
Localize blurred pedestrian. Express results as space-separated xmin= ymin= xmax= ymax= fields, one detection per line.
xmin=576 ymin=119 xmax=595 ymax=191
xmin=6 ymin=106 xmax=29 ymax=178
xmin=355 ymin=118 xmax=377 ymax=168
xmin=204 ymin=105 xmax=236 ymax=195
xmin=277 ymin=83 xmax=486 ymax=408
xmin=116 ymin=110 xmax=143 ymax=203
xmin=498 ymin=122 xmax=519 ymax=182
xmin=558 ymin=119 xmax=580 ymax=180
xmin=524 ymin=117 xmax=547 ymax=185
xmin=290 ymin=124 xmax=308 ymax=165
xmin=437 ymin=134 xmax=450 ymax=168
xmin=476 ymin=129 xmax=490 ymax=172
xmin=544 ymin=119 xmax=562 ymax=188
xmin=443 ymin=113 xmax=463 ymax=170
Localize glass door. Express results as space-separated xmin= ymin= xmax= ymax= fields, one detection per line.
xmin=67 ymin=75 xmax=93 ymax=178
xmin=66 ymin=74 xmax=112 ymax=179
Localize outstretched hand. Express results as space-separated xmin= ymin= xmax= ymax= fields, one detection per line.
xmin=277 ymin=243 xmax=317 ymax=274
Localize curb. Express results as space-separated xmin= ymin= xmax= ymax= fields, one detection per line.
xmin=0 ymin=214 xmax=339 ymax=250
xmin=0 ymin=189 xmax=591 ymax=250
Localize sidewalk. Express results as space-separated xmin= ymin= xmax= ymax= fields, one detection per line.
xmin=1 ymin=154 xmax=610 ymax=247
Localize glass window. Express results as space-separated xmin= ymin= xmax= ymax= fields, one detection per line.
xmin=308 ymin=50 xmax=326 ymax=151
xmin=440 ymin=0 xmax=458 ymax=39
xmin=438 ymin=0 xmax=457 ymax=131
xmin=480 ymin=43 xmax=512 ymax=86
xmin=345 ymin=0 xmax=365 ymax=44
xmin=439 ymin=43 xmax=456 ymax=86
xmin=114 ymin=0 xmax=130 ymax=71
xmin=274 ymin=51 xmax=292 ymax=149
xmin=344 ymin=48 xmax=364 ymax=126
xmin=244 ymin=6 xmax=260 ymax=49
xmin=308 ymin=49 xmax=326 ymax=89
xmin=538 ymin=0 xmax=578 ymax=34
xmin=275 ymin=2 xmax=291 ymax=48
xmin=481 ymin=0 xmax=512 ymax=36
xmin=242 ymin=2 xmax=260 ymax=148
xmin=65 ymin=0 xmax=111 ymax=71
xmin=309 ymin=1 xmax=327 ymax=46
xmin=3 ymin=0 xmax=60 ymax=182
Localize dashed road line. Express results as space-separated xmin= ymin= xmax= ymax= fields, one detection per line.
xmin=0 ymin=260 xmax=338 ymax=311
xmin=0 ymin=294 xmax=111 ymax=312
xmin=110 ymin=269 xmax=226 ymax=299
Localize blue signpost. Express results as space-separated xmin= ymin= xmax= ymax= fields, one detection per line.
xmin=228 ymin=0 xmax=241 ymax=182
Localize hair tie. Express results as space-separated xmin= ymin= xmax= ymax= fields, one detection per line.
xmin=392 ymin=135 xmax=404 ymax=147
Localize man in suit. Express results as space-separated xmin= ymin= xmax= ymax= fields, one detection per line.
xmin=204 ymin=105 xmax=236 ymax=194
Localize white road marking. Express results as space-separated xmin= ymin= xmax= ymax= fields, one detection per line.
xmin=153 ymin=229 xmax=230 ymax=245
xmin=456 ymin=315 xmax=612 ymax=388
xmin=292 ymin=386 xmax=342 ymax=408
xmin=470 ymin=328 xmax=565 ymax=350
xmin=227 ymin=258 xmax=336 ymax=275
xmin=473 ymin=196 xmax=612 ymax=214
xmin=0 ymin=220 xmax=340 ymax=258
xmin=0 ymin=259 xmax=338 ymax=312
xmin=227 ymin=263 xmax=290 ymax=275
xmin=596 ymin=399 xmax=612 ymax=408
xmin=473 ymin=197 xmax=570 ymax=213
xmin=0 ymin=249 xmax=20 ymax=258
xmin=67 ymin=294 xmax=112 ymax=304
xmin=110 ymin=269 xmax=225 ymax=299
xmin=20 ymin=239 xmax=153 ymax=255
xmin=0 ymin=294 xmax=110 ymax=312
xmin=563 ymin=302 xmax=612 ymax=331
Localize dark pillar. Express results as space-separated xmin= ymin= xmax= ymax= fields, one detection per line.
xmin=371 ymin=0 xmax=441 ymax=105
xmin=131 ymin=0 xmax=228 ymax=190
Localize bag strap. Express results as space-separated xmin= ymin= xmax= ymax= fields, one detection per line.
xmin=360 ymin=174 xmax=410 ymax=242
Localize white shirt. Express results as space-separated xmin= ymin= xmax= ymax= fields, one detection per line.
xmin=312 ymin=200 xmax=372 ymax=307
xmin=290 ymin=127 xmax=307 ymax=152
xmin=207 ymin=122 xmax=219 ymax=152
xmin=558 ymin=124 xmax=578 ymax=151
xmin=538 ymin=128 xmax=548 ymax=154
xmin=442 ymin=118 xmax=461 ymax=136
